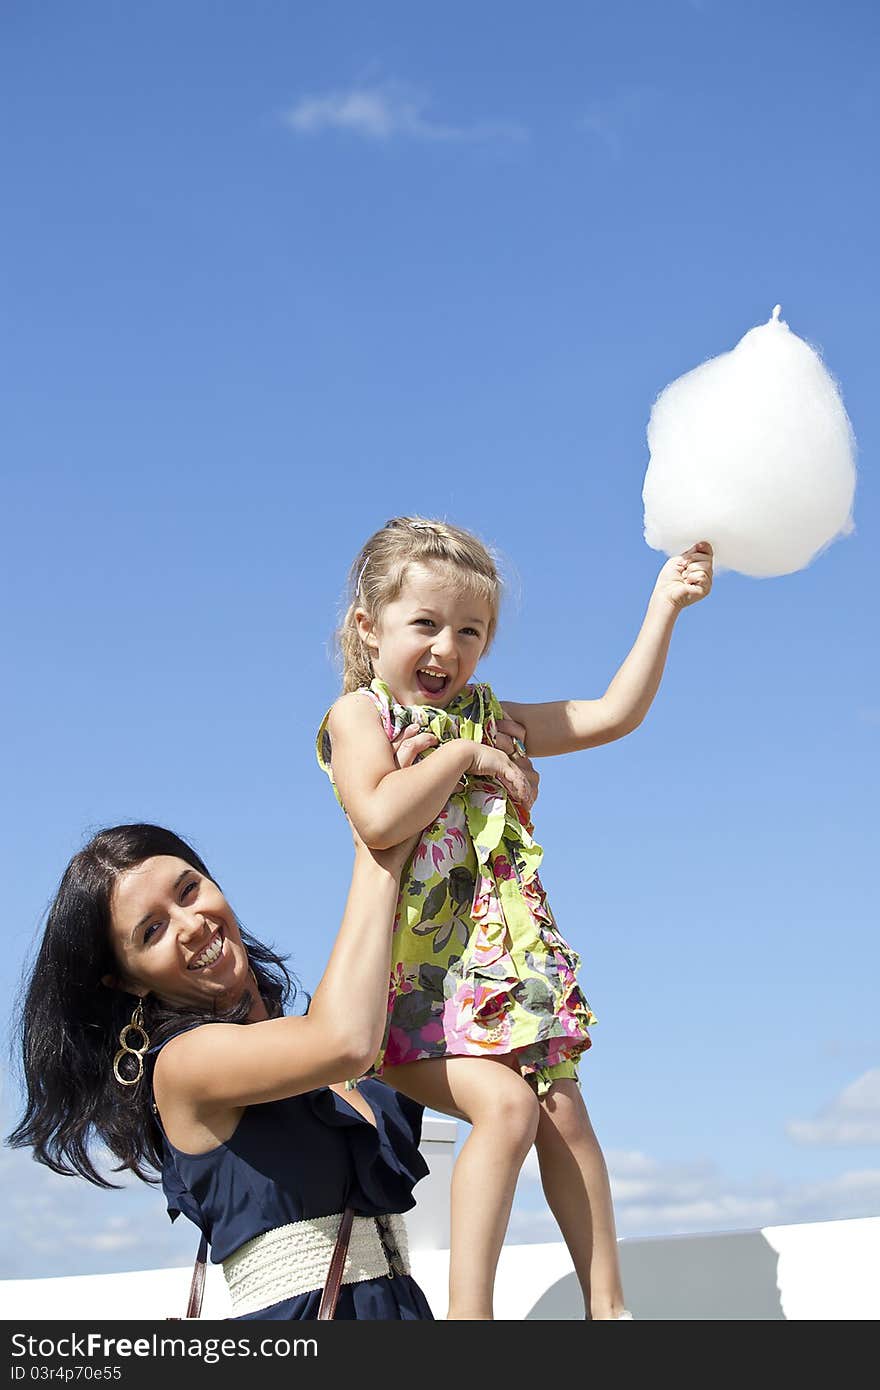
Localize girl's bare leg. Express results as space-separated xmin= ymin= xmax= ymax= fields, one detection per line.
xmin=535 ymin=1079 xmax=627 ymax=1319
xmin=383 ymin=1056 xmax=540 ymax=1319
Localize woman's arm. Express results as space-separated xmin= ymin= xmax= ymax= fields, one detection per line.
xmin=502 ymin=543 xmax=714 ymax=757
xmin=154 ymin=733 xmax=433 ymax=1120
xmin=156 ymin=840 xmax=409 ymax=1114
xmin=328 ymin=693 xmax=536 ymax=849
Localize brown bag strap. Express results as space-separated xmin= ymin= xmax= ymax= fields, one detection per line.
xmin=185 ymin=1233 xmax=209 ymax=1318
xmin=180 ymin=1207 xmax=356 ymax=1320
xmin=317 ymin=1207 xmax=355 ymax=1320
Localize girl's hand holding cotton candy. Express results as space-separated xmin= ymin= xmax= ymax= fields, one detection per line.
xmin=642 ymin=307 xmax=856 ymax=578
xmin=651 ymin=541 xmax=714 ymax=613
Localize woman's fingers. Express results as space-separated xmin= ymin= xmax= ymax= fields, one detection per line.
xmin=501 ymin=762 xmax=538 ymax=810
xmin=496 ymin=717 xmax=527 ymax=740
xmin=495 ymin=717 xmax=528 ymax=758
xmin=519 ymin=757 xmax=540 ymax=803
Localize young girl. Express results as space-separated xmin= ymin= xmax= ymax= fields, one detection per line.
xmin=317 ymin=515 xmax=713 ymax=1319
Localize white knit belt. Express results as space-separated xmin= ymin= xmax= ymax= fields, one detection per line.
xmin=222 ymin=1212 xmax=411 ymax=1317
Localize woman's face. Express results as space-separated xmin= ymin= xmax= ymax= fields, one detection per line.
xmin=106 ymin=854 xmax=259 ymax=1017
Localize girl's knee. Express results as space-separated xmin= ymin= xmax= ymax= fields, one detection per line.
xmin=539 ymin=1080 xmax=595 ymax=1144
xmin=481 ymin=1073 xmax=540 ymax=1149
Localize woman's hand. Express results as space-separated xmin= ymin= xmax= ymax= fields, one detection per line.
xmin=495 ymin=716 xmax=540 ymax=810
xmin=652 ymin=541 xmax=714 ymax=613
xmin=467 ymin=741 xmax=538 ymax=811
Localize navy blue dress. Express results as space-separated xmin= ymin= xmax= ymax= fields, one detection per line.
xmin=151 ymin=1036 xmax=434 ymax=1320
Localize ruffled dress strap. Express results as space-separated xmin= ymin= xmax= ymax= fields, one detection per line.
xmin=304 ymin=1081 xmax=428 ymax=1215
xmin=317 ymin=678 xmax=541 ymax=872
xmin=316 ymin=683 xmax=396 ymax=808
xmin=146 ymin=1024 xmax=211 ymax=1232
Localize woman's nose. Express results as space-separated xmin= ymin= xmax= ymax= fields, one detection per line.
xmin=177 ymin=911 xmax=208 ymax=943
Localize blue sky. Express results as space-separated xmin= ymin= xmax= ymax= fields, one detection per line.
xmin=2 ymin=0 xmax=878 ymax=1278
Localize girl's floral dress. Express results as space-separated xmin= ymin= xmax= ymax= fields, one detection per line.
xmin=316 ymin=679 xmax=596 ymax=1096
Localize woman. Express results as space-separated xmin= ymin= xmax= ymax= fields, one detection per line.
xmin=8 ymin=722 xmax=538 ymax=1319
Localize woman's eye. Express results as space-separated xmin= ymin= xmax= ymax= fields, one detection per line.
xmin=143 ymin=921 xmax=163 ymax=944
xmin=414 ymin=618 xmax=435 ymax=628
xmin=461 ymin=628 xmax=479 ymax=637
xmin=181 ymin=881 xmax=197 ymax=899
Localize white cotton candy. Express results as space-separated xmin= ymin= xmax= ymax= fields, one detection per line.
xmin=642 ymin=307 xmax=856 ymax=577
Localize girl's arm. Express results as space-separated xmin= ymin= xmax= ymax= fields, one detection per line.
xmin=327 ymin=692 xmax=537 ymax=849
xmin=502 ymin=543 xmax=713 ymax=757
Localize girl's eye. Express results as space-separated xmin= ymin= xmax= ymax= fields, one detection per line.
xmin=143 ymin=921 xmax=164 ymax=944
xmin=414 ymin=618 xmax=435 ymax=627
xmin=181 ymin=881 xmax=197 ymax=899
xmin=461 ymin=627 xmax=479 ymax=637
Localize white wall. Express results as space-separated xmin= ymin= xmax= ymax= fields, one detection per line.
xmin=2 ymin=1115 xmax=877 ymax=1320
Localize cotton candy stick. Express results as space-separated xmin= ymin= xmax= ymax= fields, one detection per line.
xmin=642 ymin=306 xmax=856 ymax=577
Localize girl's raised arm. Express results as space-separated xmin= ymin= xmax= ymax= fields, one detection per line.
xmin=502 ymin=544 xmax=713 ymax=757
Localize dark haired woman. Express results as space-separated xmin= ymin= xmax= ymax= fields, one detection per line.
xmin=6 ymin=723 xmax=522 ymax=1319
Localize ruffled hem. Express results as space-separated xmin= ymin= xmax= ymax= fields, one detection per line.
xmin=381 ymin=1010 xmax=594 ymax=1072
xmin=304 ymin=1082 xmax=428 ymax=1216
xmin=377 ymin=865 xmax=597 ymax=1076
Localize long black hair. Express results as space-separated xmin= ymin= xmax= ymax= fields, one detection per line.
xmin=7 ymin=824 xmax=299 ymax=1186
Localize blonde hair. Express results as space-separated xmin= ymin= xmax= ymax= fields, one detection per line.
xmin=337 ymin=516 xmax=502 ymax=693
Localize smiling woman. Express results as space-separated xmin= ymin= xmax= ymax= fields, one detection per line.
xmin=7 ymin=811 xmax=438 ymax=1320
xmin=107 ymin=853 xmax=258 ymax=1022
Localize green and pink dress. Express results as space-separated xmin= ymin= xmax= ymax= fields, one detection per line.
xmin=316 ymin=679 xmax=596 ymax=1096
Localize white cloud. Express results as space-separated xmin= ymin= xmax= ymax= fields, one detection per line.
xmin=787 ymin=1070 xmax=880 ymax=1147
xmin=513 ymin=1144 xmax=880 ymax=1241
xmin=0 ymin=1116 xmax=198 ymax=1279
xmin=577 ymin=85 xmax=658 ymax=156
xmin=283 ymin=81 xmax=526 ymax=145
xmin=71 ymin=1229 xmax=141 ymax=1253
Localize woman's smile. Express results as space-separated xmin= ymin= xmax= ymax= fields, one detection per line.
xmin=187 ymin=926 xmax=225 ymax=971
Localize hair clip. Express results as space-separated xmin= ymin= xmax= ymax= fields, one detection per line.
xmin=356 ymin=557 xmax=370 ymax=596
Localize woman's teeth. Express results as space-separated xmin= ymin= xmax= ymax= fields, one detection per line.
xmin=190 ymin=933 xmax=223 ymax=970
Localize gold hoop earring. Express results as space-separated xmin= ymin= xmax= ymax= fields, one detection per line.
xmin=113 ymin=1001 xmax=150 ymax=1087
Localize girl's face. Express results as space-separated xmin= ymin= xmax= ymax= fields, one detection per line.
xmin=358 ymin=562 xmax=491 ymax=707
xmin=106 ymin=855 xmax=262 ymax=1019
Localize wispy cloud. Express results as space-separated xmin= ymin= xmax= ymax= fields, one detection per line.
xmin=0 ymin=1103 xmax=197 ymax=1278
xmin=577 ymin=85 xmax=658 ymax=156
xmin=788 ymin=1070 xmax=880 ymax=1147
xmin=283 ymin=81 xmax=526 ymax=145
xmin=514 ymin=1144 xmax=880 ymax=1241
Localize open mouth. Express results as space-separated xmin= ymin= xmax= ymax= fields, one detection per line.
xmin=188 ymin=927 xmax=225 ymax=971
xmin=416 ymin=667 xmax=450 ymax=697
